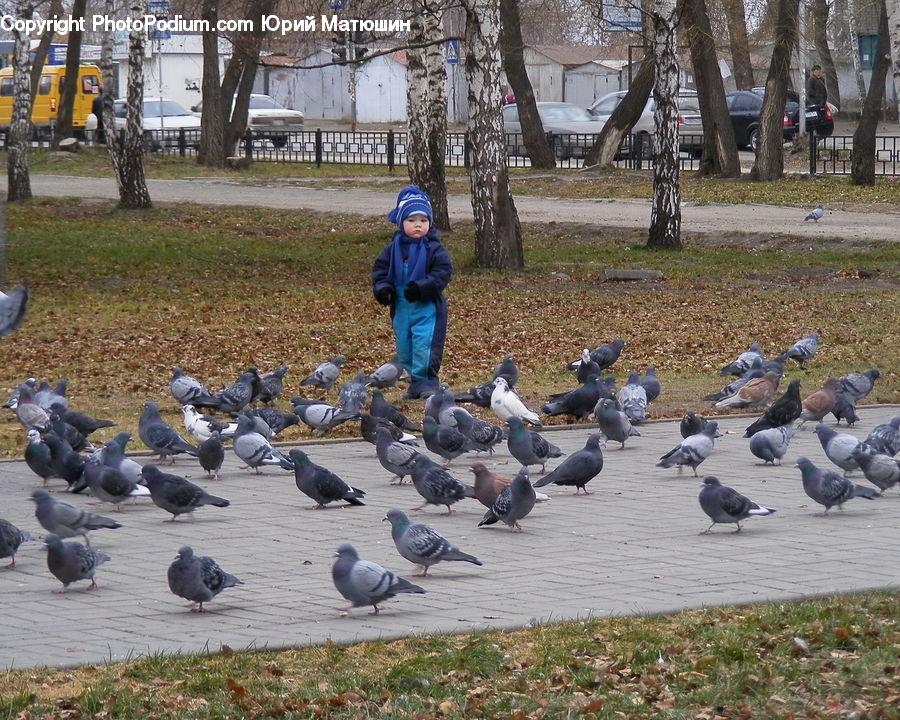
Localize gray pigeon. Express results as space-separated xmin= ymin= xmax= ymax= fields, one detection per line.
xmin=836 ymin=369 xmax=879 ymax=402
xmin=638 ymin=367 xmax=661 ymax=403
xmin=169 ymin=367 xmax=217 ymax=406
xmin=704 ymin=365 xmax=764 ymax=402
xmin=250 ymin=407 xmax=300 ymax=437
xmin=594 ymin=398 xmax=640 ymax=449
xmin=370 ymin=389 xmax=419 ymax=432
xmin=422 ymin=416 xmax=471 ymax=465
xmin=83 ymin=457 xmax=149 ymax=511
xmin=452 ymin=379 xmax=496 ymax=408
xmin=0 ymin=519 xmax=31 ymax=568
xmin=359 ymin=412 xmax=416 ymax=445
xmin=211 ymin=369 xmax=259 ymax=414
xmin=409 ymin=455 xmax=474 ymax=514
xmin=31 ymin=489 xmax=121 ymax=545
xmin=232 ymin=415 xmax=294 ymax=473
xmin=850 ymin=447 xmax=899 ymax=495
xmin=98 ymin=438 xmax=143 ymax=486
xmin=657 ymin=422 xmax=719 ymax=477
xmin=864 ymin=416 xmax=900 ymax=456
xmin=492 ymin=353 xmax=519 ymax=387
xmin=181 ymin=404 xmax=237 ymax=443
xmin=141 ymin=464 xmax=230 ymax=521
xmin=748 ymin=424 xmax=798 ymax=465
xmin=452 ymin=409 xmax=504 ymax=454
xmin=338 ymin=370 xmax=369 ymax=416
xmin=364 ymin=360 xmax=410 ymax=389
xmin=698 ymin=476 xmax=775 ymax=534
xmin=291 ymin=397 xmax=358 ymax=435
xmin=813 ymin=423 xmax=869 ymax=473
xmin=138 ymin=402 xmax=198 ymax=462
xmin=14 ymin=383 xmax=50 ymax=432
xmin=42 ymin=432 xmax=86 ymax=492
xmin=44 ymin=533 xmax=110 ymax=592
xmin=384 ymin=508 xmax=482 ymax=576
xmin=533 ymin=433 xmax=604 ymax=494
xmin=478 ymin=467 xmax=536 ymax=532
xmin=0 ymin=284 xmax=28 ymax=336
xmin=566 ymin=339 xmax=624 ymax=373
xmin=540 ymin=377 xmax=601 ymax=421
xmin=830 ymin=394 xmax=859 ymax=426
xmin=197 ymin=431 xmax=225 ymax=481
xmin=718 ymin=343 xmax=764 ymax=377
xmin=375 ymin=426 xmax=422 ymax=483
xmin=618 ymin=371 xmax=648 ymax=423
xmin=574 ymin=348 xmax=601 ymax=384
xmin=289 ymin=449 xmax=365 ymax=509
xmin=3 ymin=377 xmax=34 ymax=409
xmin=34 ymin=380 xmax=68 ymax=412
xmin=795 ymin=456 xmax=879 ymax=515
xmin=25 ymin=428 xmax=56 ymax=486
xmin=775 ymin=332 xmax=819 ymax=366
xmin=299 ymin=355 xmax=346 ymax=391
xmin=680 ymin=409 xmax=710 ymax=439
xmin=332 ymin=543 xmax=425 ymax=614
xmin=256 ymin=364 xmax=288 ymax=404
xmin=437 ymin=385 xmax=473 ymax=428
xmin=167 ymin=546 xmax=242 ymax=612
xmin=804 ymin=203 xmax=824 ymax=221
xmin=505 ymin=416 xmax=564 ymax=473
xmin=53 ymin=405 xmax=115 ymax=438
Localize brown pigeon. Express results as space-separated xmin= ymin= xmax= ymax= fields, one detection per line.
xmin=799 ymin=377 xmax=839 ymax=425
xmin=714 ymin=371 xmax=780 ymax=409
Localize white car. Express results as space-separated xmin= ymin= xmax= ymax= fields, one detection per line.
xmin=113 ymin=97 xmax=201 ymax=151
xmin=192 ymin=93 xmax=304 ymax=148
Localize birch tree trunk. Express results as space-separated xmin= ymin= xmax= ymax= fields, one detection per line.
xmin=423 ymin=9 xmax=450 ymax=230
xmin=53 ymin=0 xmax=87 ymax=147
xmin=812 ymin=0 xmax=841 ymax=109
xmin=647 ymin=0 xmax=681 ymax=250
xmin=721 ymin=0 xmax=754 ymax=89
xmin=851 ymin=0 xmax=891 ymax=184
xmin=889 ymin=0 xmax=899 ymax=119
xmin=28 ymin=0 xmax=61 ymax=101
xmin=847 ymin=0 xmax=868 ymax=107
xmin=462 ymin=0 xmax=523 ymax=269
xmin=7 ymin=1 xmax=34 ymax=203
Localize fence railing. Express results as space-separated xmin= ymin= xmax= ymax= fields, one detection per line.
xmin=810 ymin=134 xmax=900 ymax=176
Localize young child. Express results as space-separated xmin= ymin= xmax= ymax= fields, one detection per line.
xmin=372 ymin=185 xmax=452 ymax=399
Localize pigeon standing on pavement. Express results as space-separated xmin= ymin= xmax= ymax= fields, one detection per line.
xmin=864 ymin=416 xmax=900 ymax=456
xmin=718 ymin=343 xmax=764 ymax=377
xmin=657 ymin=422 xmax=719 ymax=477
xmin=795 ymin=456 xmax=879 ymax=515
xmin=141 ymin=465 xmax=230 ymax=521
xmin=743 ymin=379 xmax=802 ymax=437
xmin=830 ymin=394 xmax=860 ymax=426
xmin=197 ymin=431 xmax=225 ymax=481
xmin=775 ymin=332 xmax=819 ymax=366
xmin=292 ymin=398 xmax=358 ymax=435
xmin=836 ymin=369 xmax=879 ymax=403
xmin=299 ymin=355 xmax=346 ymax=391
xmin=533 ymin=433 xmax=604 ymax=494
xmin=0 ymin=284 xmax=28 ymax=336
xmin=181 ymin=404 xmax=237 ymax=443
xmin=83 ymin=456 xmax=149 ymax=511
xmin=594 ymin=398 xmax=640 ymax=449
xmin=98 ymin=437 xmax=143 ymax=486
xmin=422 ymin=416 xmax=471 ymax=465
xmin=138 ymin=402 xmax=198 ymax=462
xmin=364 ymin=360 xmax=409 ymax=389
xmin=469 ymin=462 xmax=514 ymax=508
xmin=813 ymin=423 xmax=869 ymax=473
xmin=748 ymin=425 xmax=798 ymax=465
xmin=409 ymin=455 xmax=474 ymax=514
xmin=798 ymin=378 xmax=839 ymax=425
xmin=231 ymin=415 xmax=294 ymax=473
xmin=0 ymin=519 xmax=31 ymax=568
xmin=44 ymin=533 xmax=110 ymax=592
xmin=698 ymin=477 xmax=775 ymax=534
xmin=384 ymin=508 xmax=482 ymax=576
xmin=42 ymin=433 xmax=87 ymax=492
xmin=804 ymin=203 xmax=824 ymax=222
xmin=490 ymin=377 xmax=541 ymax=427
xmin=850 ymin=447 xmax=899 ymax=495
xmin=31 ymin=489 xmax=121 ymax=545
xmin=506 ymin=416 xmax=564 ymax=473
xmin=478 ymin=467 xmax=536 ymax=532
xmin=169 ymin=367 xmax=217 ymax=407
xmin=167 ymin=546 xmax=242 ymax=612
xmin=375 ymin=426 xmax=422 ymax=483
xmin=452 ymin=410 xmax=504 ymax=454
xmin=370 ymin=389 xmax=419 ymax=432
xmin=618 ymin=371 xmax=648 ymax=423
xmin=680 ymin=410 xmax=711 ymax=439
xmin=25 ymin=429 xmax=56 ymax=486
xmin=289 ymin=449 xmax=365 ymax=509
xmin=332 ymin=543 xmax=425 ymax=615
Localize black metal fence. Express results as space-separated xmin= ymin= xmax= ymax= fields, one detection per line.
xmin=810 ymin=134 xmax=900 ymax=176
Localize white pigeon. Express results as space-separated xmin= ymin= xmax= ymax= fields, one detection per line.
xmin=181 ymin=404 xmax=237 ymax=443
xmin=804 ymin=204 xmax=824 ymax=222
xmin=490 ymin=377 xmax=541 ymax=427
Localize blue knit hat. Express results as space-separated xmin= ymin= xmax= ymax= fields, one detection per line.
xmin=387 ymin=185 xmax=433 ymax=226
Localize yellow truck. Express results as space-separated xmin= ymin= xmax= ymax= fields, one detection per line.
xmin=0 ymin=63 xmax=101 ymax=133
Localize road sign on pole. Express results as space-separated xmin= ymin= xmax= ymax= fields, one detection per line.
xmin=444 ymin=39 xmax=459 ymax=64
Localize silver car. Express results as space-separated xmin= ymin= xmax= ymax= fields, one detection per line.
xmin=191 ymin=93 xmax=304 ymax=148
xmin=502 ymin=102 xmax=603 ymax=159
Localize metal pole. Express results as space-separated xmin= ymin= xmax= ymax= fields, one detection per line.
xmin=158 ymin=38 xmax=164 ymax=130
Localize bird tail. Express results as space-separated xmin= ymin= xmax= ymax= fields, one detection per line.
xmin=748 ymin=506 xmax=776 ymax=517
xmin=715 ymin=394 xmax=745 ymax=408
xmin=703 ymin=389 xmax=729 ymax=402
xmin=394 ymin=577 xmax=426 ymax=594
xmin=86 ymin=516 xmax=122 ymax=530
xmin=532 ymin=472 xmax=556 ymax=488
xmin=445 ymin=549 xmax=483 ymax=565
xmin=278 ymin=455 xmax=295 ymax=471
xmin=129 ymin=485 xmax=151 ymax=497
xmin=453 ymin=391 xmax=477 ymax=403
xmin=534 ymin=491 xmax=552 ymax=502
xmin=743 ymin=419 xmax=769 ymax=438
xmin=477 ymin=509 xmax=499 ymax=527
xmin=191 ymin=395 xmax=221 ymax=410
xmin=207 ymin=495 xmax=231 ymax=508
xmin=851 ymin=484 xmax=880 ymax=500
xmin=344 ymin=497 xmax=366 ymax=506
xmin=539 ymin=402 xmax=563 ymax=416
xmin=461 ymin=484 xmax=477 ymax=499
xmin=522 ymin=413 xmax=542 ymax=427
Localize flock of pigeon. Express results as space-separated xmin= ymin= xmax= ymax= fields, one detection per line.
xmin=0 ymin=331 xmax=896 ymax=616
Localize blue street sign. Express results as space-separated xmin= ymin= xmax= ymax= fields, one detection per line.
xmin=444 ymin=39 xmax=459 ymax=65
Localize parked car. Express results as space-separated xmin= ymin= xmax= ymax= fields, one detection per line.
xmin=502 ymin=102 xmax=603 ymax=159
xmin=191 ymin=94 xmax=305 ymax=148
xmin=587 ymin=89 xmax=704 ymax=157
xmin=751 ymin=86 xmax=836 ymax=138
xmin=726 ymin=89 xmax=833 ymax=151
xmin=113 ymin=97 xmax=201 ymax=151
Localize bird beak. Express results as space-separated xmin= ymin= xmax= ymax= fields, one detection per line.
xmin=382 ymin=516 xmax=389 ymax=523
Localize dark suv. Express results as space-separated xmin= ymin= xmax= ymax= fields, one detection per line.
xmin=727 ymin=89 xmax=834 ymax=150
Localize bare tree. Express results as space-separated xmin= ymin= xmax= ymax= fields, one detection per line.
xmin=750 ymin=0 xmax=798 ymax=181
xmin=461 ymin=0 xmax=523 ymax=269
xmin=811 ymin=0 xmax=841 ymax=109
xmin=28 ymin=0 xmax=61 ymax=101
xmin=198 ymin=0 xmax=228 ymax=166
xmin=851 ymin=0 xmax=890 ymax=184
xmin=499 ymin=0 xmax=555 ymax=168
xmin=7 ymin=0 xmax=35 ymax=202
xmin=647 ymin=0 xmax=681 ymax=250
xmin=53 ymin=0 xmax=88 ymax=147
xmin=891 ymin=0 xmax=900 ymax=120
xmin=720 ymin=0 xmax=754 ymax=89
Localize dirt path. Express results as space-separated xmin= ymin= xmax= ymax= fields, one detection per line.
xmin=15 ymin=174 xmax=900 ymax=242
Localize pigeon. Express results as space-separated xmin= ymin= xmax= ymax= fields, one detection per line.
xmin=30 ymin=489 xmax=121 ymax=545
xmin=533 ymin=433 xmax=604 ymax=495
xmin=452 ymin=380 xmax=496 ymax=408
xmin=470 ymin=462 xmax=514 ymax=507
xmin=618 ymin=371 xmax=648 ymax=423
xmin=680 ymin=410 xmax=711 ymax=439
xmin=83 ymin=457 xmax=149 ymax=511
xmin=813 ymin=423 xmax=869 ymax=473
xmin=48 ymin=412 xmax=94 ymax=453
xmin=506 ymin=416 xmax=563 ymax=473
xmin=567 ymin=339 xmax=625 ymax=373
xmin=41 ymin=433 xmax=87 ymax=491
xmin=97 ymin=438 xmax=143 ymax=486
xmin=210 ymin=368 xmax=259 ymax=414
xmin=197 ymin=431 xmax=225 ymax=480
xmin=0 ymin=284 xmax=28 ymax=336
xmin=299 ymin=355 xmax=346 ymax=391
xmin=167 ymin=546 xmax=242 ymax=612
xmin=452 ymin=409 xmax=504 ymax=454
xmin=490 ymin=377 xmax=541 ymax=426
xmin=638 ymin=367 xmax=661 ymax=403
xmin=138 ymin=401 xmax=198 ymax=462
xmin=718 ymin=343 xmax=764 ymax=377
xmin=698 ymin=477 xmax=775 ymax=534
xmin=256 ymin=364 xmax=288 ymax=404
xmin=704 ymin=365 xmax=764 ymax=402
xmin=332 ymin=544 xmax=425 ymax=615
xmin=715 ymin=371 xmax=780 ymax=409
xmin=865 ymin=417 xmax=900 ymax=456
xmin=775 ymin=332 xmax=819 ymax=366
xmin=743 ymin=379 xmax=802 ymax=437
xmin=359 ymin=412 xmax=416 ymax=445
xmin=540 ymin=377 xmax=601 ymax=421
xmin=44 ymin=533 xmax=110 ymax=592
xmin=0 ymin=519 xmax=31 ymax=568
xmin=851 ymin=447 xmax=899 ymax=495
xmin=798 ymin=377 xmax=839 ymax=425
xmin=573 ymin=348 xmax=601 ymax=384
xmin=338 ymin=370 xmax=369 ymax=416
xmin=422 ymin=416 xmax=471 ymax=465
xmin=3 ymin=377 xmax=34 ymax=409
xmin=384 ymin=508 xmax=482 ymax=576
xmin=51 ymin=405 xmax=115 ymax=437
xmin=657 ymin=422 xmax=719 ymax=477
xmin=370 ymin=389 xmax=419 ymax=432
xmin=409 ymin=454 xmax=474 ymax=514
xmin=748 ymin=425 xmax=798 ymax=465
xmin=795 ymin=456 xmax=879 ymax=515
xmin=375 ymin=426 xmax=422 ymax=483
xmin=492 ymin=353 xmax=519 ymax=387
xmin=170 ymin=367 xmax=217 ymax=406
xmin=181 ymin=404 xmax=237 ymax=443
xmin=292 ymin=397 xmax=358 ymax=435
xmin=289 ymin=449 xmax=365 ymax=509
xmin=830 ymin=394 xmax=860 ymax=426
xmin=34 ymin=380 xmax=68 ymax=412
xmin=478 ymin=466 xmax=536 ymax=532
xmin=25 ymin=428 xmax=56 ymax=486
xmin=436 ymin=385 xmax=473 ymax=428
xmin=250 ymin=407 xmax=300 ymax=437
xmin=14 ymin=383 xmax=50 ymax=432
xmin=836 ymin=369 xmax=879 ymax=402
xmin=422 ymin=386 xmax=445 ymax=422
xmin=141 ymin=464 xmax=230 ymax=520
xmin=594 ymin=398 xmax=640 ymax=449
xmin=364 ymin=360 xmax=410 ymax=389
xmin=804 ymin=203 xmax=824 ymax=221
xmin=231 ymin=415 xmax=294 ymax=473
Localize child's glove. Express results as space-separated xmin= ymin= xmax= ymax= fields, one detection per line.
xmin=375 ymin=288 xmax=394 ymax=305
xmin=403 ymin=282 xmax=421 ymax=301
